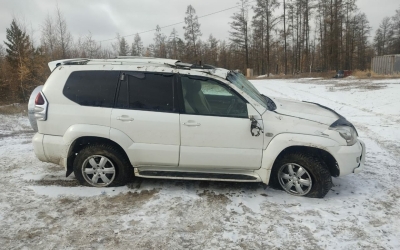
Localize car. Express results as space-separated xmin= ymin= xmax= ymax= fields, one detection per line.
xmin=28 ymin=57 xmax=366 ymax=198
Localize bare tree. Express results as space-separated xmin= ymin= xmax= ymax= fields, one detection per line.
xmin=391 ymin=7 xmax=400 ymax=53
xmin=253 ymin=0 xmax=280 ymax=76
xmin=41 ymin=14 xmax=57 ymax=60
xmin=374 ymin=17 xmax=393 ymax=56
xmin=55 ymin=6 xmax=72 ymax=58
xmin=230 ymin=0 xmax=250 ymax=69
xmin=83 ymin=32 xmax=101 ymax=58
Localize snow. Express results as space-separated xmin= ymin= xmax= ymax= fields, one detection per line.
xmin=1 ymin=78 xmax=400 ymax=249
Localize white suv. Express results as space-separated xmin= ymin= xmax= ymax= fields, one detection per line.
xmin=29 ymin=57 xmax=365 ymax=198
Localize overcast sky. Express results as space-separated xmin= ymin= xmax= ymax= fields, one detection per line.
xmin=1 ymin=0 xmax=399 ymax=49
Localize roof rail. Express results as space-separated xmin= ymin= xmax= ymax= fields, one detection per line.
xmin=174 ymin=62 xmax=217 ymax=70
xmin=115 ymin=56 xmax=157 ymax=59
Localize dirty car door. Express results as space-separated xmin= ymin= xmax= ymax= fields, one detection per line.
xmin=178 ymin=75 xmax=263 ymax=170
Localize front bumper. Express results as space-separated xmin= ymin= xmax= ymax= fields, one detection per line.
xmin=328 ymin=139 xmax=366 ymax=176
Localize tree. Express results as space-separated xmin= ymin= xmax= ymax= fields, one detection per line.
xmin=55 ymin=6 xmax=72 ymax=58
xmin=4 ymin=19 xmax=33 ymax=101
xmin=230 ymin=0 xmax=250 ymax=69
xmin=391 ymin=7 xmax=400 ymax=53
xmin=204 ymin=35 xmax=219 ymax=65
xmin=41 ymin=14 xmax=58 ymax=60
xmin=83 ymin=32 xmax=101 ymax=58
xmin=283 ymin=0 xmax=287 ymax=75
xmin=374 ymin=17 xmax=393 ymax=56
xmin=131 ymin=33 xmax=143 ymax=56
xmin=183 ymin=5 xmax=202 ymax=60
xmin=153 ymin=25 xmax=167 ymax=58
xmin=253 ymin=0 xmax=280 ymax=76
xmin=118 ymin=36 xmax=130 ymax=56
xmin=168 ymin=28 xmax=182 ymax=59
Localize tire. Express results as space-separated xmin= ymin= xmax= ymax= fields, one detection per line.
xmin=73 ymin=144 xmax=133 ymax=187
xmin=270 ymin=152 xmax=332 ymax=198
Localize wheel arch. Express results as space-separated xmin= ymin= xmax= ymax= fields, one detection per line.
xmin=259 ymin=133 xmax=340 ymax=184
xmin=272 ymin=146 xmax=339 ymax=177
xmin=66 ymin=136 xmax=130 ymax=177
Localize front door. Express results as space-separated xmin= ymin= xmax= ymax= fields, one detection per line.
xmin=179 ymin=75 xmax=263 ymax=170
xmin=110 ymin=71 xmax=180 ymax=167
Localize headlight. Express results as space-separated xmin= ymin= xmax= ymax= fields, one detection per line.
xmin=330 ymin=126 xmax=357 ymax=146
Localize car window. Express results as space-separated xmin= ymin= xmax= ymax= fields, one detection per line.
xmin=181 ymin=76 xmax=248 ymax=118
xmin=116 ymin=72 xmax=175 ymax=112
xmin=63 ymin=70 xmax=120 ymax=108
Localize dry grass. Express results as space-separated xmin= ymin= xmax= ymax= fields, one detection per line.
xmin=0 ymin=103 xmax=28 ymax=115
xmin=352 ymin=70 xmax=400 ymax=79
xmin=250 ymin=71 xmax=337 ymax=80
xmin=250 ymin=70 xmax=400 ymax=80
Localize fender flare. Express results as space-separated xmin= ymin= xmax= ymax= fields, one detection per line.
xmin=62 ymin=124 xmax=134 ymax=160
xmin=257 ymin=133 xmax=340 ymax=184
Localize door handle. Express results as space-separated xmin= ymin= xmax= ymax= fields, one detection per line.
xmin=183 ymin=121 xmax=201 ymax=126
xmin=117 ymin=115 xmax=134 ymax=122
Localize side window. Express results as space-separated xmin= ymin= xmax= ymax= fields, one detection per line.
xmin=116 ymin=72 xmax=175 ymax=112
xmin=63 ymin=71 xmax=119 ymax=108
xmin=181 ymin=76 xmax=248 ymax=118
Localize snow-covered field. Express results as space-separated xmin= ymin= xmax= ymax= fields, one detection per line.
xmin=1 ymin=78 xmax=400 ymax=249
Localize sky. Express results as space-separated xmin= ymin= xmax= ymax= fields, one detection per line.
xmin=0 ymin=0 xmax=399 ymax=50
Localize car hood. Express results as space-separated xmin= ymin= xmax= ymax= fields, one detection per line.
xmin=271 ymin=97 xmax=340 ymax=125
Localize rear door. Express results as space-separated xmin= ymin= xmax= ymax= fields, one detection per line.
xmin=178 ymin=75 xmax=263 ymax=170
xmin=110 ymin=71 xmax=180 ymax=167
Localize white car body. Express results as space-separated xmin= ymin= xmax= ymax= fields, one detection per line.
xmin=30 ymin=57 xmax=366 ymax=198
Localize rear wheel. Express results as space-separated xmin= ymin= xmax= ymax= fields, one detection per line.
xmin=270 ymin=152 xmax=332 ymax=198
xmin=73 ymin=144 xmax=133 ymax=187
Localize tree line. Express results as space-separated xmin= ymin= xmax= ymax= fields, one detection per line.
xmin=1 ymin=3 xmax=400 ymax=103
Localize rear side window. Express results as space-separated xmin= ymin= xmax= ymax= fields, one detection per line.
xmin=63 ymin=71 xmax=120 ymax=108
xmin=116 ymin=72 xmax=175 ymax=112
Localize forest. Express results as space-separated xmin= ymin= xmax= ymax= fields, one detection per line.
xmin=1 ymin=0 xmax=400 ymax=103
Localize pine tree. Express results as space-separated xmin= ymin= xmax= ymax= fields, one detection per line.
xmin=118 ymin=37 xmax=130 ymax=56
xmin=131 ymin=33 xmax=143 ymax=56
xmin=168 ymin=28 xmax=180 ymax=59
xmin=183 ymin=5 xmax=202 ymax=60
xmin=4 ymin=19 xmax=33 ymax=100
xmin=153 ymin=25 xmax=167 ymax=58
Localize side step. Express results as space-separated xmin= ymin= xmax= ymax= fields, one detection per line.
xmin=135 ymin=169 xmax=261 ymax=182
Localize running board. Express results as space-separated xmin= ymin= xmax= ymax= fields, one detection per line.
xmin=134 ymin=169 xmax=261 ymax=182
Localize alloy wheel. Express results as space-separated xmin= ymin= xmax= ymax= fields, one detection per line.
xmin=278 ymin=163 xmax=312 ymax=196
xmin=81 ymin=155 xmax=116 ymax=187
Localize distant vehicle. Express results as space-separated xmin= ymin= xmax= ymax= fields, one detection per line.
xmin=28 ymin=57 xmax=365 ymax=198
xmin=333 ymin=70 xmax=352 ymax=78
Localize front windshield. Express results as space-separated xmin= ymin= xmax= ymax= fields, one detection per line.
xmin=227 ymin=72 xmax=270 ymax=110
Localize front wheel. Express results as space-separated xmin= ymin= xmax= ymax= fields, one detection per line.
xmin=73 ymin=144 xmax=133 ymax=187
xmin=270 ymin=152 xmax=332 ymax=198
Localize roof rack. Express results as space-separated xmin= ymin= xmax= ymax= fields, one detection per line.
xmin=47 ymin=57 xmax=219 ymax=74
xmin=174 ymin=62 xmax=217 ymax=70
xmin=115 ymin=56 xmax=158 ymax=59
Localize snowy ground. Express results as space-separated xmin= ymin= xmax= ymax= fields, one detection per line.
xmin=1 ymin=78 xmax=400 ymax=249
